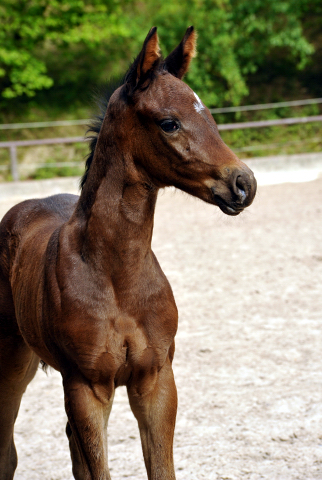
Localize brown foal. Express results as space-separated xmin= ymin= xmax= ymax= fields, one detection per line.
xmin=0 ymin=27 xmax=256 ymax=480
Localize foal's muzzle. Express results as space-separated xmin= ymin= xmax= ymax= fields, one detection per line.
xmin=212 ymin=167 xmax=257 ymax=216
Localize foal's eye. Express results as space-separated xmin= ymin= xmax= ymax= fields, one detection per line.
xmin=159 ymin=120 xmax=180 ymax=133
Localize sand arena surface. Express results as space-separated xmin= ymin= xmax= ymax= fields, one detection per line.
xmin=0 ymin=172 xmax=322 ymax=480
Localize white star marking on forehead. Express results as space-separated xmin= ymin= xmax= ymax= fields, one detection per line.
xmin=193 ymin=92 xmax=205 ymax=113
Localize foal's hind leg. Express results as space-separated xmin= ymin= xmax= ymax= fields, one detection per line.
xmin=0 ymin=323 xmax=39 ymax=480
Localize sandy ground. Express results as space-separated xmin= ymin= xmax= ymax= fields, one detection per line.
xmin=0 ymin=164 xmax=322 ymax=480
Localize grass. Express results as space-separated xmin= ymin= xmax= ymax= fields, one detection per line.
xmin=28 ymin=163 xmax=84 ymax=180
xmin=221 ymin=122 xmax=322 ymax=159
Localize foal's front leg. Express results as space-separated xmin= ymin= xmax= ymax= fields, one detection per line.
xmin=62 ymin=371 xmax=114 ymax=480
xmin=127 ymin=356 xmax=177 ymax=480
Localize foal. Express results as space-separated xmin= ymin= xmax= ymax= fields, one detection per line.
xmin=0 ymin=27 xmax=256 ymax=480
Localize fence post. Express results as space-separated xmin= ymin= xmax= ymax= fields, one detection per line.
xmin=9 ymin=145 xmax=19 ymax=181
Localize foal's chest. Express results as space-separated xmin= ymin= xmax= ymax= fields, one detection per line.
xmin=55 ymin=271 xmax=178 ymax=384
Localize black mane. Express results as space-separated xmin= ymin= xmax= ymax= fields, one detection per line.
xmin=80 ymin=83 xmax=118 ymax=190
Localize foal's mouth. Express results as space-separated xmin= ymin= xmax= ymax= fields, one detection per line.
xmin=211 ymin=189 xmax=245 ymax=216
xmin=217 ymin=198 xmax=244 ymax=216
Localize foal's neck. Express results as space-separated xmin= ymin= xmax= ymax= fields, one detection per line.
xmin=72 ymin=147 xmax=158 ymax=274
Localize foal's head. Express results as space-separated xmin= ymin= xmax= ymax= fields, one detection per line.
xmin=89 ymin=27 xmax=257 ymax=215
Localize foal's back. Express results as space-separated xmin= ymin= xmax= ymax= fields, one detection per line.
xmin=1 ymin=193 xmax=78 ymax=236
xmin=0 ymin=193 xmax=78 ymax=255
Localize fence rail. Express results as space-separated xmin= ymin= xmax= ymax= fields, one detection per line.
xmin=0 ymin=137 xmax=87 ymax=181
xmin=1 ymin=115 xmax=322 ymax=181
xmin=0 ymin=120 xmax=89 ymax=131
xmin=217 ymin=115 xmax=322 ymax=130
xmin=209 ymin=97 xmax=322 ymax=114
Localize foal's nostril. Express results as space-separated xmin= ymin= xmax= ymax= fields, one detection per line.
xmin=237 ymin=187 xmax=246 ymax=202
xmin=235 ymin=175 xmax=247 ymax=203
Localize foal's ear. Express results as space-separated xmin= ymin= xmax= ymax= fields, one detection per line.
xmin=164 ymin=26 xmax=197 ymax=79
xmin=124 ymin=27 xmax=161 ymax=95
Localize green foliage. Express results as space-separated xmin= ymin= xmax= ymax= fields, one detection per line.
xmin=0 ymin=0 xmax=135 ymax=100
xmin=0 ymin=0 xmax=320 ymax=116
xmin=143 ymin=0 xmax=315 ymax=106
